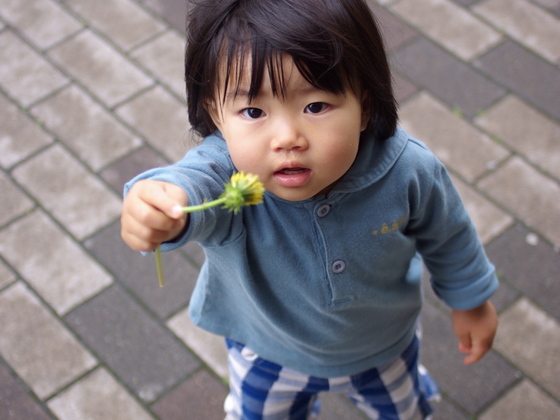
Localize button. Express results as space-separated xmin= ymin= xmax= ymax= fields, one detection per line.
xmin=331 ymin=260 xmax=346 ymax=273
xmin=317 ymin=204 xmax=331 ymax=218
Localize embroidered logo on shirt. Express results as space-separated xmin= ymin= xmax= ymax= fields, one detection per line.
xmin=372 ymin=216 xmax=407 ymax=236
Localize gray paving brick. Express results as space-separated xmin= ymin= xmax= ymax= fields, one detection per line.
xmin=493 ymin=298 xmax=560 ymax=400
xmin=116 ymin=85 xmax=195 ymax=161
xmin=533 ymin=0 xmax=560 ymax=17
xmin=167 ymin=308 xmax=228 ymax=379
xmin=479 ymin=379 xmax=560 ymax=420
xmin=0 ymin=363 xmax=52 ymax=420
xmin=63 ymin=0 xmax=165 ymax=52
xmin=367 ymin=0 xmax=418 ymax=53
xmin=391 ymin=71 xmax=419 ymax=105
xmin=150 ymin=370 xmax=228 ymax=420
xmin=30 ymin=84 xmax=142 ymax=171
xmin=142 ymin=0 xmax=187 ymax=34
xmin=0 ymin=261 xmax=17 ymax=291
xmin=12 ymin=144 xmax=122 ymax=240
xmin=0 ymin=210 xmax=113 ymax=315
xmin=0 ymin=170 xmax=34 ymax=227
xmin=84 ymin=222 xmax=196 ymax=319
xmin=0 ymin=94 xmax=53 ymax=169
xmin=475 ymin=95 xmax=560 ymax=181
xmin=391 ymin=37 xmax=506 ymax=118
xmin=65 ymin=284 xmax=200 ymax=402
xmin=0 ymin=282 xmax=97 ymax=399
xmin=391 ymin=0 xmax=502 ymax=60
xmin=131 ymin=30 xmax=186 ymax=97
xmin=477 ymin=157 xmax=560 ymax=247
xmin=399 ymin=92 xmax=511 ymax=182
xmin=1 ymin=0 xmax=82 ymax=50
xmin=475 ymin=40 xmax=560 ymax=122
xmin=0 ymin=31 xmax=68 ymax=107
xmin=48 ymin=30 xmax=153 ymax=107
xmin=420 ymin=302 xmax=520 ymax=415
xmin=450 ymin=174 xmax=513 ymax=244
xmin=316 ymin=393 xmax=369 ymax=420
xmin=47 ymin=367 xmax=153 ymax=420
xmin=487 ymin=223 xmax=560 ymax=321
xmin=99 ymin=145 xmax=168 ymax=194
xmin=473 ymin=0 xmax=560 ymax=63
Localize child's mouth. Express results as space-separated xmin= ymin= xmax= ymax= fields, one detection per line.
xmin=274 ymin=167 xmax=311 ymax=187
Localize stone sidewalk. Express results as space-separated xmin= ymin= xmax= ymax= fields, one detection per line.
xmin=0 ymin=0 xmax=559 ymax=418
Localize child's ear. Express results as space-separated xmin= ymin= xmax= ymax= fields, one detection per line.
xmin=360 ymin=95 xmax=372 ymax=132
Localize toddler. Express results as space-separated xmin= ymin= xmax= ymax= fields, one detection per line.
xmin=121 ymin=0 xmax=499 ymax=418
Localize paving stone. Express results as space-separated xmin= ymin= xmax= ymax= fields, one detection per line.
xmin=486 ymin=224 xmax=560 ymax=321
xmin=0 ymin=170 xmax=34 ymax=227
xmin=391 ymin=71 xmax=419 ymax=105
xmin=0 ymin=363 xmax=53 ymax=420
xmin=84 ymin=221 xmax=196 ymax=319
xmin=0 ymin=94 xmax=53 ymax=169
xmin=142 ymin=0 xmax=187 ymax=34
xmin=63 ymin=0 xmax=165 ymax=51
xmin=473 ymin=0 xmax=560 ymax=63
xmin=475 ymin=95 xmax=560 ymax=181
xmin=477 ymin=157 xmax=560 ymax=247
xmin=167 ymin=307 xmax=228 ymax=379
xmin=12 ymin=144 xmax=122 ymax=240
xmin=391 ymin=0 xmax=502 ymax=61
xmin=450 ymin=174 xmax=513 ymax=244
xmin=151 ymin=370 xmax=228 ymax=420
xmin=65 ymin=284 xmax=200 ymax=402
xmin=452 ymin=0 xmax=480 ymax=6
xmin=48 ymin=30 xmax=153 ymax=107
xmin=533 ymin=0 xmax=560 ymax=17
xmin=116 ymin=85 xmax=195 ymax=161
xmin=1 ymin=0 xmax=82 ymax=50
xmin=317 ymin=393 xmax=369 ymax=419
xmin=47 ymin=367 xmax=153 ymax=420
xmin=367 ymin=0 xmax=418 ymax=53
xmin=398 ymin=92 xmax=511 ymax=182
xmin=100 ymin=145 xmax=169 ymax=194
xmin=0 ymin=31 xmax=68 ymax=107
xmin=0 ymin=261 xmax=17 ymax=291
xmin=0 ymin=210 xmax=112 ymax=315
xmin=391 ymin=37 xmax=506 ymax=118
xmin=420 ymin=302 xmax=520 ymax=415
xmin=479 ymin=379 xmax=560 ymax=420
xmin=131 ymin=30 xmax=186 ymax=97
xmin=29 ymin=84 xmax=142 ymax=171
xmin=493 ymin=298 xmax=560 ymax=400
xmin=0 ymin=282 xmax=97 ymax=399
xmin=475 ymin=40 xmax=560 ymax=122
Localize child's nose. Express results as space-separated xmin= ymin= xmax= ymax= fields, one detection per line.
xmin=271 ymin=119 xmax=308 ymax=152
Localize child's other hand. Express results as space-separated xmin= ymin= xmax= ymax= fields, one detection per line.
xmin=121 ymin=180 xmax=187 ymax=252
xmin=451 ymin=301 xmax=498 ymax=365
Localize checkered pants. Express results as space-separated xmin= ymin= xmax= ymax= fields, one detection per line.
xmin=224 ymin=335 xmax=439 ymax=420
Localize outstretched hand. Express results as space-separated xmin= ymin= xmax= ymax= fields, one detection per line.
xmin=452 ymin=301 xmax=498 ymax=365
xmin=121 ymin=180 xmax=188 ymax=252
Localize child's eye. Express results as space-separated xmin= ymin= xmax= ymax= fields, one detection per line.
xmin=241 ymin=108 xmax=265 ymax=119
xmin=305 ymin=102 xmax=329 ymax=114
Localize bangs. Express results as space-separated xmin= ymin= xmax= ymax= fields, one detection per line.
xmin=211 ymin=6 xmax=351 ymax=105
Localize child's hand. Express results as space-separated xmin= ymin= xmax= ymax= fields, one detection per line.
xmin=121 ymin=180 xmax=187 ymax=252
xmin=451 ymin=301 xmax=498 ymax=365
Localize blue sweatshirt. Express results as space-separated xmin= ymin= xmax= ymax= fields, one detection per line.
xmin=125 ymin=127 xmax=498 ymax=377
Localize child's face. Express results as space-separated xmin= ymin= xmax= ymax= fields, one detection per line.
xmin=211 ymin=55 xmax=369 ymax=201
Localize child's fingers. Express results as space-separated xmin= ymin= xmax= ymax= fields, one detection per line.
xmin=138 ymin=180 xmax=187 ymax=220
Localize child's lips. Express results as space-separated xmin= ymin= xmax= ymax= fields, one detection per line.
xmin=274 ymin=167 xmax=311 ymax=187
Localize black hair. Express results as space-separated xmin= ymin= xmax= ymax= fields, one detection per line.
xmin=185 ymin=0 xmax=397 ymax=140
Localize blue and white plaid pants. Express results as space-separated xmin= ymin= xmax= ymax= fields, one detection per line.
xmin=224 ymin=335 xmax=439 ymax=420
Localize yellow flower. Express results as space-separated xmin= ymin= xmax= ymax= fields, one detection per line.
xmin=155 ymin=172 xmax=264 ymax=287
xmin=221 ymin=171 xmax=265 ymax=213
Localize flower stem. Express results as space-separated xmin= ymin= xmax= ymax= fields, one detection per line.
xmin=178 ymin=197 xmax=228 ymax=213
xmin=155 ymin=245 xmax=165 ymax=287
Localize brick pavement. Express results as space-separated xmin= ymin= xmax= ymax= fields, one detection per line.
xmin=0 ymin=0 xmax=559 ymax=418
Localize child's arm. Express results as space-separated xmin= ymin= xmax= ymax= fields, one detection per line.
xmin=451 ymin=300 xmax=498 ymax=365
xmin=121 ymin=180 xmax=188 ymax=252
